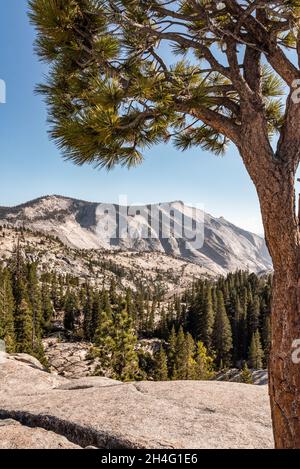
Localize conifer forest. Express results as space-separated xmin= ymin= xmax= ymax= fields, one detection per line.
xmin=0 ymin=230 xmax=271 ymax=383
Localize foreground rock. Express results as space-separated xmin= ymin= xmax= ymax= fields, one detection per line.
xmin=0 ymin=419 xmax=81 ymax=449
xmin=0 ymin=354 xmax=274 ymax=449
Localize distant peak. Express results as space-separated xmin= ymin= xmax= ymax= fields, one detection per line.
xmin=169 ymin=200 xmax=185 ymax=206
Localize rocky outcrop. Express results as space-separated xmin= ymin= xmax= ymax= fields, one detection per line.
xmin=0 ymin=419 xmax=81 ymax=449
xmin=43 ymin=338 xmax=100 ymax=378
xmin=0 ymin=354 xmax=274 ymax=449
xmin=43 ymin=338 xmax=165 ymax=378
xmin=216 ymin=368 xmax=268 ymax=385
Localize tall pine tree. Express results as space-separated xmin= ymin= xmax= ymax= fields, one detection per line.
xmin=212 ymin=291 xmax=233 ymax=369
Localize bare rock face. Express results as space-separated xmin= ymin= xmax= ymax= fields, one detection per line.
xmin=0 ymin=354 xmax=274 ymax=449
xmin=43 ymin=338 xmax=164 ymax=379
xmin=0 ymin=195 xmax=272 ymax=275
xmin=216 ymin=368 xmax=268 ymax=385
xmin=43 ymin=338 xmax=100 ymax=378
xmin=0 ymin=419 xmax=81 ymax=449
xmin=8 ymin=353 xmax=48 ymax=371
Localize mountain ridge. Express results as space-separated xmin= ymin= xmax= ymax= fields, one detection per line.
xmin=0 ymin=195 xmax=272 ymax=276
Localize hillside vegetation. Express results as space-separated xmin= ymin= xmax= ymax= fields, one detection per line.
xmin=0 ymin=227 xmax=271 ymax=382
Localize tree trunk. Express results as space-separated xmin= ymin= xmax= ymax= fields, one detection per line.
xmin=236 ymin=98 xmax=300 ymax=445
xmin=246 ymin=147 xmax=300 ymax=448
xmin=270 ymin=269 xmax=300 ymax=448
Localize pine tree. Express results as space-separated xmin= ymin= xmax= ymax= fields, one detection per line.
xmin=212 ymin=291 xmax=233 ymax=369
xmin=8 ymin=254 xmax=47 ymax=364
xmin=135 ymin=291 xmax=145 ymax=332
xmin=233 ymin=297 xmax=247 ymax=363
xmin=112 ymin=304 xmax=140 ymax=381
xmin=194 ymin=341 xmax=215 ymax=380
xmin=14 ymin=298 xmax=34 ymax=354
xmin=41 ymin=282 xmax=53 ymax=329
xmin=91 ymin=291 xmax=102 ymax=340
xmin=201 ymin=286 xmax=215 ymax=350
xmin=109 ymin=278 xmax=117 ymax=305
xmin=83 ymin=285 xmax=94 ymax=340
xmin=184 ymin=332 xmax=197 ymax=380
xmin=158 ymin=307 xmax=169 ymax=339
xmin=154 ymin=345 xmax=169 ymax=381
xmin=10 ymin=241 xmax=27 ymax=311
xmin=167 ymin=325 xmax=177 ymax=378
xmin=50 ymin=273 xmax=60 ymax=310
xmin=248 ymin=330 xmax=264 ymax=370
xmin=93 ymin=302 xmax=115 ymax=371
xmin=125 ymin=289 xmax=136 ymax=325
xmin=187 ymin=283 xmax=204 ymax=340
xmin=63 ymin=290 xmax=78 ymax=332
xmin=173 ymin=326 xmax=186 ymax=380
xmin=0 ymin=269 xmax=15 ymax=352
xmin=240 ymin=362 xmax=254 ymax=384
xmin=248 ymin=295 xmax=261 ymax=339
xmin=147 ymin=300 xmax=155 ymax=335
xmin=27 ymin=263 xmax=43 ymax=340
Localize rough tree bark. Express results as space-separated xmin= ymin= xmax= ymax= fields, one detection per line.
xmin=240 ymin=110 xmax=300 ymax=449
xmin=264 ymin=174 xmax=300 ymax=449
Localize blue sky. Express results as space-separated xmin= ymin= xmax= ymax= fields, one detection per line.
xmin=0 ymin=0 xmax=265 ymax=234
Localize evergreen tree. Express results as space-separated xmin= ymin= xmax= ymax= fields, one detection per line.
xmin=157 ymin=307 xmax=169 ymax=339
xmin=135 ymin=291 xmax=145 ymax=332
xmin=41 ymin=282 xmax=53 ymax=329
xmin=201 ymin=286 xmax=215 ymax=350
xmin=83 ymin=285 xmax=94 ymax=340
xmin=0 ymin=269 xmax=15 ymax=352
xmin=91 ymin=291 xmax=102 ymax=340
xmin=248 ymin=330 xmax=264 ymax=370
xmin=187 ymin=284 xmax=204 ymax=340
xmin=233 ymin=297 xmax=247 ymax=363
xmin=248 ymin=295 xmax=261 ymax=339
xmin=194 ymin=341 xmax=215 ymax=380
xmin=167 ymin=325 xmax=177 ymax=378
xmin=125 ymin=289 xmax=136 ymax=325
xmin=240 ymin=362 xmax=254 ymax=384
xmin=109 ymin=278 xmax=117 ymax=305
xmin=14 ymin=298 xmax=34 ymax=354
xmin=173 ymin=326 xmax=187 ymax=380
xmin=112 ymin=304 xmax=140 ymax=381
xmin=50 ymin=273 xmax=60 ymax=310
xmin=63 ymin=290 xmax=78 ymax=332
xmin=27 ymin=263 xmax=43 ymax=339
xmin=184 ymin=332 xmax=197 ymax=380
xmin=147 ymin=300 xmax=155 ymax=335
xmin=212 ymin=291 xmax=233 ymax=368
xmin=93 ymin=302 xmax=115 ymax=371
xmin=154 ymin=345 xmax=169 ymax=381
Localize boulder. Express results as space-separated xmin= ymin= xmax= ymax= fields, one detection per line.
xmin=0 ymin=354 xmax=274 ymax=449
xmin=8 ymin=353 xmax=48 ymax=371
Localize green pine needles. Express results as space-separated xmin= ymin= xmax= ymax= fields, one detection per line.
xmin=28 ymin=0 xmax=290 ymax=169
